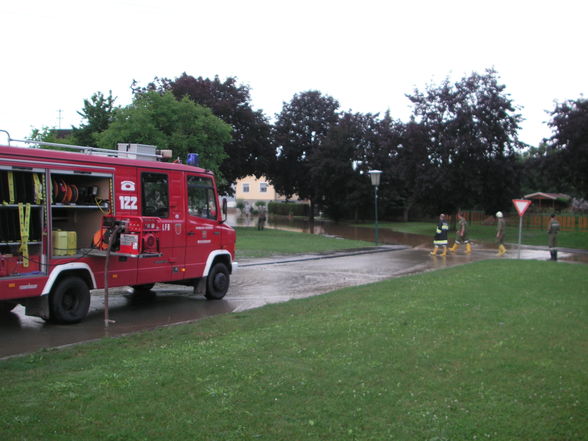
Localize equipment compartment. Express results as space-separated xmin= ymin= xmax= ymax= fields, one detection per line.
xmin=50 ymin=172 xmax=113 ymax=257
xmin=0 ymin=169 xmax=45 ymax=276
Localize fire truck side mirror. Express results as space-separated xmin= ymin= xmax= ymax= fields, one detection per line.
xmin=222 ymin=197 xmax=228 ymax=222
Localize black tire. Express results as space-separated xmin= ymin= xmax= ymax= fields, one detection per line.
xmin=205 ymin=262 xmax=230 ymax=300
xmin=132 ymin=283 xmax=155 ymax=296
xmin=49 ymin=276 xmax=91 ymax=324
xmin=0 ymin=301 xmax=17 ymax=315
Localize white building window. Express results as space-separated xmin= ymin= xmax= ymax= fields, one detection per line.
xmin=242 ymin=183 xmax=250 ymax=193
xmin=260 ymin=182 xmax=268 ymax=193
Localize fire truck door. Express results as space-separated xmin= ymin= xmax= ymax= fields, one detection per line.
xmin=168 ymin=172 xmax=185 ymax=280
xmin=139 ymin=171 xmax=182 ymax=282
xmin=184 ymin=175 xmax=221 ymax=278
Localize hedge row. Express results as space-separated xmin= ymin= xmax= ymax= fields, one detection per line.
xmin=268 ymin=201 xmax=309 ymax=217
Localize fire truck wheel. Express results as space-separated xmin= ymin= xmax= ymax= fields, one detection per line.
xmin=0 ymin=301 xmax=17 ymax=314
xmin=205 ymin=262 xmax=230 ymax=300
xmin=49 ymin=276 xmax=91 ymax=324
xmin=132 ymin=283 xmax=155 ymax=296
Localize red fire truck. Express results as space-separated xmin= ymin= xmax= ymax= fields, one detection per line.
xmin=0 ymin=133 xmax=237 ymax=323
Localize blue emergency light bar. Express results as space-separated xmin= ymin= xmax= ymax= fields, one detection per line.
xmin=187 ymin=153 xmax=199 ymax=166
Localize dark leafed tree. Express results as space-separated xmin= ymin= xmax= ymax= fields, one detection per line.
xmin=518 ymin=142 xmax=570 ymax=196
xmin=134 ymin=74 xmax=272 ymax=194
xmin=390 ymin=118 xmax=432 ymax=221
xmin=406 ymin=68 xmax=524 ymax=214
xmin=546 ymin=98 xmax=588 ymax=198
xmin=310 ymin=112 xmax=379 ymax=221
xmin=358 ymin=112 xmax=406 ymax=220
xmin=72 ymin=91 xmax=117 ymax=147
xmin=270 ymin=90 xmax=340 ymax=219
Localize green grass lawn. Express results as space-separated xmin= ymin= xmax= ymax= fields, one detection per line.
xmin=1 ymin=260 xmax=586 ymax=440
xmin=235 ymin=226 xmax=375 ymax=259
xmin=373 ymin=221 xmax=588 ymax=250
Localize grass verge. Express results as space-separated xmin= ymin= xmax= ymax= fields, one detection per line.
xmin=235 ymin=227 xmax=375 ymax=259
xmin=1 ymin=260 xmax=587 ymax=440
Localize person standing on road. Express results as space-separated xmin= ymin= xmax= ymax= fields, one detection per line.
xmin=257 ymin=207 xmax=267 ymax=231
xmin=496 ymin=211 xmax=507 ymax=256
xmin=547 ymin=213 xmax=560 ymax=261
xmin=431 ymin=213 xmax=449 ymax=256
xmin=449 ymin=212 xmax=471 ymax=254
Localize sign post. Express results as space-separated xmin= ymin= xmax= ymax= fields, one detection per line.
xmin=512 ymin=199 xmax=532 ymax=259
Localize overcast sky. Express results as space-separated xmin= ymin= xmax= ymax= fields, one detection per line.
xmin=1 ymin=0 xmax=586 ymax=147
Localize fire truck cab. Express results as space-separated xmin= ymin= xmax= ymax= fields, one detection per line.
xmin=0 ymin=135 xmax=236 ymax=324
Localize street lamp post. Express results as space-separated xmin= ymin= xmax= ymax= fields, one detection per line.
xmin=367 ymin=170 xmax=382 ymax=245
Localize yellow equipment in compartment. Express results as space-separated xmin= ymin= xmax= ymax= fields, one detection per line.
xmin=52 ymin=230 xmax=77 ymax=256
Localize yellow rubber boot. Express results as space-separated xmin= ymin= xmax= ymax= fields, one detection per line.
xmin=465 ymin=243 xmax=472 ymax=254
xmin=449 ymin=243 xmax=459 ymax=253
xmin=498 ymin=244 xmax=506 ymax=256
xmin=430 ymin=246 xmax=439 ymax=256
xmin=440 ymin=246 xmax=447 ymax=256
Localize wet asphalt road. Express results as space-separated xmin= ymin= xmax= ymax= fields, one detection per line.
xmin=0 ymin=245 xmax=578 ymax=359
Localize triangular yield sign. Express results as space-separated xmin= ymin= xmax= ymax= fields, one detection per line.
xmin=512 ymin=199 xmax=532 ymax=217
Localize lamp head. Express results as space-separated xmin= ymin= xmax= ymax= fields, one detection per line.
xmin=367 ymin=170 xmax=382 ymax=187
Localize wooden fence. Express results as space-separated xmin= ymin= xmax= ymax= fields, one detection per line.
xmin=460 ymin=210 xmax=588 ymax=232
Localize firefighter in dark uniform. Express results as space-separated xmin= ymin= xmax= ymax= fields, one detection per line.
xmin=430 ymin=213 xmax=449 ymax=256
xmin=547 ymin=213 xmax=560 ymax=261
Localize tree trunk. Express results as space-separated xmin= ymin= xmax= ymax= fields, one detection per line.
xmin=402 ymin=201 xmax=413 ymax=222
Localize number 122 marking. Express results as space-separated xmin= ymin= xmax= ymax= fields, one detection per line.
xmin=119 ymin=195 xmax=138 ymax=210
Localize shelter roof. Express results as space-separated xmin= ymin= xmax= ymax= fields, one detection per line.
xmin=524 ymin=192 xmax=571 ymax=201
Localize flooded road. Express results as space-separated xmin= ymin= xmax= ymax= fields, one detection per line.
xmin=1 ymin=215 xmax=584 ymax=359
xmin=234 ymin=214 xmax=433 ymax=248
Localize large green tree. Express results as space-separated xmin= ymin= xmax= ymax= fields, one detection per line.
xmin=72 ymin=91 xmax=117 ymax=147
xmin=97 ymin=91 xmax=232 ymax=177
xmin=134 ymin=74 xmax=272 ymax=193
xmin=545 ymin=98 xmax=588 ymax=198
xmin=406 ymin=69 xmax=524 ymax=214
xmin=270 ymin=90 xmax=340 ymax=218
